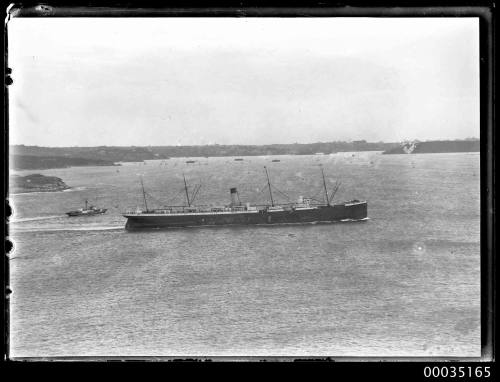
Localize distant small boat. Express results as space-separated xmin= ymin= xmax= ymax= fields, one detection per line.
xmin=234 ymin=158 xmax=244 ymax=161
xmin=66 ymin=200 xmax=107 ymax=217
xmin=272 ymin=159 xmax=280 ymax=162
xmin=186 ymin=160 xmax=196 ymax=164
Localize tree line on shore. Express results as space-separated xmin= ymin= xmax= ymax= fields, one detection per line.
xmin=11 ymin=140 xmax=396 ymax=164
xmin=9 ymin=138 xmax=479 ymax=170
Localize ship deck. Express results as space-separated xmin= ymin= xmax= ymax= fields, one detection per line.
xmin=123 ymin=201 xmax=366 ymax=217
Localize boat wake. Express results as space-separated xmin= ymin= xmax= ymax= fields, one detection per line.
xmin=9 ymin=215 xmax=65 ymax=223
xmin=11 ymin=225 xmax=124 ymax=233
xmin=340 ymin=217 xmax=370 ymax=222
xmin=62 ymin=186 xmax=87 ymax=192
xmin=10 ymin=187 xmax=86 ymax=196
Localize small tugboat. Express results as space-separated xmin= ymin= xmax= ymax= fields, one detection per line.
xmin=66 ymin=200 xmax=107 ymax=217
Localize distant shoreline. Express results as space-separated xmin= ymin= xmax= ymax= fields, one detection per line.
xmin=382 ymin=140 xmax=480 ymax=155
xmin=9 ymin=139 xmax=479 ymax=170
xmin=9 ymin=154 xmax=118 ymax=171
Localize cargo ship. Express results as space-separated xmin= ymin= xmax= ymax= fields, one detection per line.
xmin=123 ymin=167 xmax=367 ymax=230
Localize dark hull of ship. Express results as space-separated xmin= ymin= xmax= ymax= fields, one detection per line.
xmin=124 ymin=202 xmax=367 ymax=230
xmin=66 ymin=209 xmax=107 ymax=217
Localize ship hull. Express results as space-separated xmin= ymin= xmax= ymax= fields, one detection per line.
xmin=66 ymin=209 xmax=107 ymax=217
xmin=124 ymin=202 xmax=367 ymax=231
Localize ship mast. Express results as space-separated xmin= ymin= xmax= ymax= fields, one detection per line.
xmin=320 ymin=167 xmax=330 ymax=206
xmin=140 ymin=177 xmax=149 ymax=211
xmin=183 ymin=173 xmax=191 ymax=207
xmin=264 ymin=166 xmax=274 ymax=206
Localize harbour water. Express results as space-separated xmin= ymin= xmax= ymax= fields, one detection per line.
xmin=8 ymin=152 xmax=481 ymax=357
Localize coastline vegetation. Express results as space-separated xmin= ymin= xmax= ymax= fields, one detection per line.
xmin=10 ymin=138 xmax=479 ymax=170
xmin=10 ymin=174 xmax=70 ymax=194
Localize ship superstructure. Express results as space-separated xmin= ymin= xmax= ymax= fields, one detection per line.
xmin=67 ymin=200 xmax=107 ymax=217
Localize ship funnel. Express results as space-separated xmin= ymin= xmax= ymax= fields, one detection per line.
xmin=230 ymin=188 xmax=240 ymax=206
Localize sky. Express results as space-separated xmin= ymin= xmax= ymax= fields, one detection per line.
xmin=8 ymin=17 xmax=479 ymax=147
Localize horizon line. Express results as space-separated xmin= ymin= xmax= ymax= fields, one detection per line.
xmin=9 ymin=137 xmax=480 ymax=148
